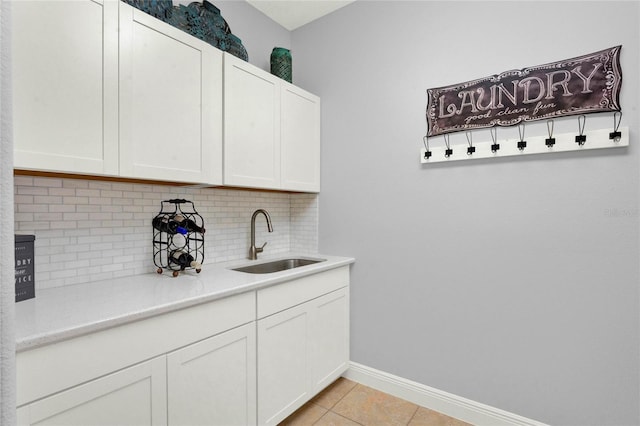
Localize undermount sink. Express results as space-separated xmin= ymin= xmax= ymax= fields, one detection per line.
xmin=232 ymin=257 xmax=325 ymax=274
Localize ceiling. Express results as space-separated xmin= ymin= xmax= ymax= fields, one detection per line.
xmin=246 ymin=0 xmax=356 ymax=31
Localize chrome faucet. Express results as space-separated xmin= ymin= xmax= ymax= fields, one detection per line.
xmin=249 ymin=209 xmax=273 ymax=260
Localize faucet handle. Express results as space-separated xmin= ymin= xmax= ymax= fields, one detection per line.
xmin=256 ymin=242 xmax=267 ymax=253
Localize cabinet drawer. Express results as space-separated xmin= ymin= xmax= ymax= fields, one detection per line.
xmin=257 ymin=266 xmax=349 ymax=319
xmin=17 ymin=292 xmax=255 ymax=406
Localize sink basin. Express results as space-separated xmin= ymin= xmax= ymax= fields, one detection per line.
xmin=232 ymin=257 xmax=325 ymax=274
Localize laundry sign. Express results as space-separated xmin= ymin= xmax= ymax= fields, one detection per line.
xmin=426 ymin=46 xmax=622 ymax=137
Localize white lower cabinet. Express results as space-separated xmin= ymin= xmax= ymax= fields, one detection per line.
xmin=310 ymin=288 xmax=350 ymax=393
xmin=17 ymin=356 xmax=167 ymax=426
xmin=258 ymin=303 xmax=311 ymax=425
xmin=17 ymin=292 xmax=255 ymax=426
xmin=167 ymin=323 xmax=257 ymax=426
xmin=257 ymin=267 xmax=350 ymax=425
xmin=16 ymin=267 xmax=350 ymax=426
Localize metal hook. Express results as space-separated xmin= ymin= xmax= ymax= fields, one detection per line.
xmin=444 ymin=134 xmax=453 ymax=158
xmin=575 ymin=115 xmax=587 ymax=145
xmin=466 ymin=131 xmax=475 ymax=155
xmin=545 ymin=119 xmax=556 ymax=147
xmin=490 ymin=128 xmax=500 ymax=153
xmin=610 ymin=111 xmax=622 ymax=142
xmin=613 ymin=111 xmax=622 ymax=131
xmin=422 ymin=135 xmax=432 ymax=159
xmin=517 ymin=123 xmax=527 ymax=151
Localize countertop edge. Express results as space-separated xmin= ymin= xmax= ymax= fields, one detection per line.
xmin=16 ymin=254 xmax=355 ymax=352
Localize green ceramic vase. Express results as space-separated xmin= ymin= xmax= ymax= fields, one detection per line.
xmin=270 ymin=47 xmax=292 ymax=83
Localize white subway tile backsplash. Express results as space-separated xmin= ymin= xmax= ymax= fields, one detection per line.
xmin=88 ymin=181 xmax=111 ymax=190
xmin=35 ymin=213 xmax=63 ymax=222
xmin=19 ymin=222 xmax=50 ymax=231
xmin=62 ymin=179 xmax=88 ymax=189
xmin=14 ymin=204 xmax=32 ymax=214
xmin=49 ymin=205 xmax=76 ymax=213
xmin=14 ymin=176 xmax=34 ymax=186
xmin=76 ymin=189 xmax=100 ymax=197
xmin=14 ymin=195 xmax=35 ymax=205
xmin=51 ymin=221 xmax=78 ymax=230
xmin=14 ymin=213 xmax=34 ymax=222
xmin=15 ymin=177 xmax=319 ymax=290
xmin=18 ymin=186 xmax=49 ymax=196
xmin=48 ymin=188 xmax=76 ymax=197
xmin=33 ymin=178 xmax=62 ymax=188
xmin=88 ymin=228 xmax=112 ymax=236
xmin=63 ymin=196 xmax=89 ymax=205
xmin=63 ymin=213 xmax=89 ymax=221
xmin=34 ymin=196 xmax=63 ymax=204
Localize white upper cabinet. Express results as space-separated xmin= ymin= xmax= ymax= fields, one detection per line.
xmin=12 ymin=1 xmax=317 ymax=190
xmin=224 ymin=53 xmax=321 ymax=192
xmin=119 ymin=3 xmax=223 ymax=184
xmin=281 ymin=85 xmax=321 ymax=192
xmin=224 ymin=53 xmax=281 ymax=189
xmin=12 ymin=0 xmax=119 ymax=176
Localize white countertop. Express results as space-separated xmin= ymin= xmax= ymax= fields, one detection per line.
xmin=15 ymin=253 xmax=354 ymax=352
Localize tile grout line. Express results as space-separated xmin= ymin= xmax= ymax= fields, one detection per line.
xmin=311 ymin=380 xmax=360 ymax=425
xmin=311 ymin=407 xmax=365 ymax=426
xmin=327 ymin=380 xmax=359 ymax=410
xmin=335 ymin=381 xmax=421 ymax=426
xmin=310 ymin=408 xmax=328 ymax=426
xmin=405 ymin=404 xmax=421 ymax=426
xmin=328 ymin=382 xmax=363 ymax=425
xmin=331 ymin=410 xmax=366 ymax=426
xmin=288 ymin=378 xmax=474 ymax=426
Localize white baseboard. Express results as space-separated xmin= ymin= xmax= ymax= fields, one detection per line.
xmin=342 ymin=362 xmax=548 ymax=426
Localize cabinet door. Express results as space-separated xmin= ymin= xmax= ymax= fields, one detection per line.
xmin=12 ymin=0 xmax=119 ymax=176
xmin=167 ymin=323 xmax=256 ymax=426
xmin=224 ymin=53 xmax=281 ymax=189
xmin=281 ymin=85 xmax=321 ymax=192
xmin=119 ymin=3 xmax=223 ymax=184
xmin=16 ymin=357 xmax=167 ymax=426
xmin=257 ymin=304 xmax=310 ymax=426
xmin=310 ymin=288 xmax=350 ymax=392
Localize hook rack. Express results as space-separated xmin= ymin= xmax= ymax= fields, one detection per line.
xmin=420 ymin=126 xmax=629 ymax=164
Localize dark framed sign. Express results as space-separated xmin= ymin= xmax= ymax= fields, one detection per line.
xmin=426 ymin=46 xmax=622 ymax=137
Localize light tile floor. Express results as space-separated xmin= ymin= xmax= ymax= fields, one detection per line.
xmin=279 ymin=378 xmax=473 ymax=426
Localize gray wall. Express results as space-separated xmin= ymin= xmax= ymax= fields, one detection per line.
xmin=293 ymin=1 xmax=639 ymax=425
xmin=207 ymin=0 xmax=291 ymax=71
